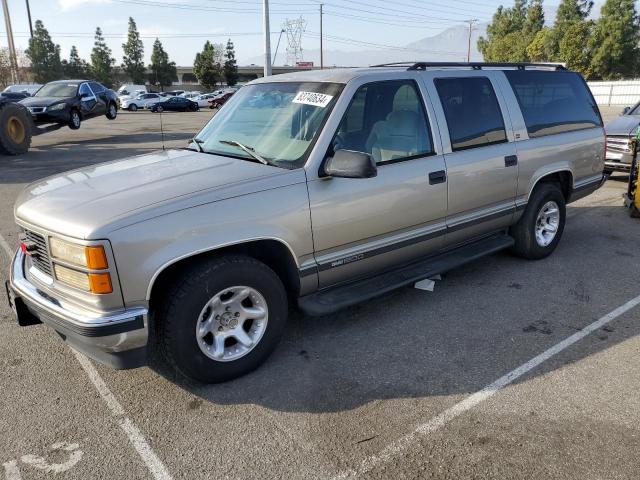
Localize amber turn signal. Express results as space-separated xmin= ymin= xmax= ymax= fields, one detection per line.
xmin=88 ymin=272 xmax=113 ymax=294
xmin=85 ymin=246 xmax=109 ymax=270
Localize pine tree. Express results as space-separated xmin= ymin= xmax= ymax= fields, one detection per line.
xmin=91 ymin=27 xmax=115 ymax=87
xmin=193 ymin=41 xmax=221 ymax=90
xmin=588 ymin=0 xmax=640 ymax=79
xmin=478 ymin=0 xmax=543 ymax=62
xmin=25 ymin=20 xmax=63 ymax=83
xmin=546 ymin=0 xmax=594 ymax=60
xmin=148 ymin=38 xmax=177 ymax=89
xmin=122 ymin=17 xmax=145 ymax=84
xmin=223 ymin=39 xmax=238 ymax=86
xmin=62 ymin=46 xmax=91 ymax=79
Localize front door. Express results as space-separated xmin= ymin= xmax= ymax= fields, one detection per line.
xmin=306 ymin=79 xmax=448 ymax=287
xmin=424 ymin=72 xmax=519 ymax=247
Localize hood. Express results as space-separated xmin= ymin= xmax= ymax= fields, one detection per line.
xmin=19 ymin=96 xmax=69 ymax=107
xmin=604 ymin=115 xmax=640 ymax=136
xmin=15 ymin=149 xmax=304 ymax=239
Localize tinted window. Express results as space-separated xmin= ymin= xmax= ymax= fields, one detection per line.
xmin=333 ymin=80 xmax=433 ymax=164
xmin=504 ymin=70 xmax=602 ymax=137
xmin=435 ymin=77 xmax=507 ymax=151
xmin=89 ymin=82 xmax=105 ymax=93
xmin=78 ymin=83 xmax=92 ymax=97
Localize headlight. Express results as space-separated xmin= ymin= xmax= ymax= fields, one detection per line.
xmin=49 ymin=238 xmax=112 ymax=293
xmin=47 ymin=103 xmax=66 ymax=111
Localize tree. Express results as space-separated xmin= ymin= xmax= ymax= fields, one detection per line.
xmin=545 ymin=0 xmax=593 ymax=60
xmin=477 ymin=0 xmax=543 ymax=62
xmin=588 ymin=0 xmax=640 ymax=79
xmin=223 ymin=39 xmax=239 ymax=86
xmin=559 ymin=21 xmax=594 ymax=74
xmin=193 ymin=41 xmax=222 ymax=90
xmin=148 ymin=38 xmax=177 ymax=89
xmin=62 ymin=46 xmax=91 ymax=79
xmin=122 ymin=17 xmax=145 ymax=83
xmin=25 ymin=20 xmax=63 ymax=83
xmin=91 ymin=27 xmax=115 ymax=87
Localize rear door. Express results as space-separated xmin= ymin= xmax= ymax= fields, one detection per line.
xmin=422 ymin=71 xmax=519 ymax=247
xmin=88 ymin=82 xmax=108 ymax=115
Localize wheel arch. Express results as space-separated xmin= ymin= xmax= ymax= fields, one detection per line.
xmin=147 ymin=238 xmax=302 ymax=305
xmin=528 ymin=169 xmax=574 ymax=203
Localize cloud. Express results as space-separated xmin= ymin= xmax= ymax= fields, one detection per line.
xmin=58 ymin=0 xmax=110 ymax=11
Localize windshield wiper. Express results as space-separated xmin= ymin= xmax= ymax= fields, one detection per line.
xmin=219 ymin=139 xmax=273 ymax=166
xmin=192 ymin=137 xmax=205 ymax=152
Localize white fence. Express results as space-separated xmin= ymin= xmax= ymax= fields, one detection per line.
xmin=588 ymin=80 xmax=640 ymax=106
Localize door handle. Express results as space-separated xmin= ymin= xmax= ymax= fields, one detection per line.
xmin=504 ymin=155 xmax=518 ymax=167
xmin=429 ymin=170 xmax=447 ymax=185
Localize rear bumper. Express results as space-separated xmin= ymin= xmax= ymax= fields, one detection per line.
xmin=8 ymin=248 xmax=148 ymax=369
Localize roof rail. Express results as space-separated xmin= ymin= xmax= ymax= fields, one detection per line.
xmin=370 ymin=61 xmax=566 ymax=71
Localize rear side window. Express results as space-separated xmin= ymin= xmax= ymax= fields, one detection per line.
xmin=434 ymin=77 xmax=507 ymax=151
xmin=504 ymin=70 xmax=602 ymax=138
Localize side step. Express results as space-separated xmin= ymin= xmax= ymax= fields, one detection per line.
xmin=298 ymin=233 xmax=514 ymax=316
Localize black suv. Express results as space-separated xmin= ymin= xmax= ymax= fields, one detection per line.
xmin=20 ymin=80 xmax=118 ymax=130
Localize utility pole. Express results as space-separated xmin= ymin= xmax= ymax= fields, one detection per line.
xmin=319 ymin=3 xmax=323 ymax=69
xmin=25 ymin=0 xmax=33 ymax=38
xmin=466 ymin=19 xmax=478 ymax=63
xmin=1 ymin=0 xmax=19 ymax=83
xmin=262 ymin=0 xmax=272 ymax=77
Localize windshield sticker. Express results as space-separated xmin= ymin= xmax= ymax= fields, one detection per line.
xmin=292 ymin=91 xmax=334 ymax=108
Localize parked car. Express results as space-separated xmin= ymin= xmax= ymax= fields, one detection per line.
xmin=193 ymin=93 xmax=217 ymax=108
xmin=121 ymin=92 xmax=165 ymax=111
xmin=7 ymin=63 xmax=605 ymax=383
xmin=603 ymin=103 xmax=640 ymax=174
xmin=116 ymin=84 xmax=147 ymax=98
xmin=0 ymin=91 xmax=30 ymax=102
xmin=3 ymin=84 xmax=42 ymax=96
xmin=19 ymin=80 xmax=118 ymax=129
xmin=180 ymin=91 xmax=202 ymax=99
xmin=150 ymin=96 xmax=198 ymax=112
xmin=208 ymin=91 xmax=235 ymax=108
xmin=165 ymin=90 xmax=185 ymax=97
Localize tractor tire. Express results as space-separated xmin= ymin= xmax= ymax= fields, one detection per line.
xmin=0 ymin=102 xmax=32 ymax=155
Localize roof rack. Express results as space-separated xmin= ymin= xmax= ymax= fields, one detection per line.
xmin=370 ymin=62 xmax=566 ymax=71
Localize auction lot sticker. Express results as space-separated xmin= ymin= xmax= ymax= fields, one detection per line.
xmin=292 ymin=91 xmax=334 ymax=107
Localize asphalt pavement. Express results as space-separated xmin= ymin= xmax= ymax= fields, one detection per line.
xmin=0 ymin=107 xmax=638 ymax=480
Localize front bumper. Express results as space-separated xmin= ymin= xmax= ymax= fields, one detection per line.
xmin=28 ymin=108 xmax=70 ymax=125
xmin=605 ymin=152 xmax=633 ymax=172
xmin=7 ymin=248 xmax=148 ymax=369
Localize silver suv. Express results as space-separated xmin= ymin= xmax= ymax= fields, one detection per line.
xmin=7 ymin=62 xmax=605 ymax=383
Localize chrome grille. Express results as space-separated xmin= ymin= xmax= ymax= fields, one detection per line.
xmin=27 ymin=106 xmax=45 ymax=114
xmin=606 ymin=136 xmax=632 ymax=153
xmin=24 ymin=230 xmax=52 ymax=276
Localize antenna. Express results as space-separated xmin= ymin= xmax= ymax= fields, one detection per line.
xmin=283 ymin=16 xmax=306 ymax=66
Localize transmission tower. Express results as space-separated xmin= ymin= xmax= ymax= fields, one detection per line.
xmin=283 ymin=17 xmax=306 ymax=66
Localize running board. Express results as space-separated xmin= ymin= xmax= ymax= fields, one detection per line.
xmin=298 ymin=233 xmax=514 ymax=316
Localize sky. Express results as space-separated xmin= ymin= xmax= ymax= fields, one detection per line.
xmin=0 ymin=0 xmax=558 ymax=67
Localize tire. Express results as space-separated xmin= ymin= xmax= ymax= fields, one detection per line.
xmin=128 ymin=104 xmax=138 ymax=112
xmin=156 ymin=255 xmax=288 ymax=383
xmin=0 ymin=102 xmax=32 ymax=155
xmin=68 ymin=109 xmax=81 ymax=130
xmin=510 ymin=183 xmax=566 ymax=260
xmin=156 ymin=105 xmax=164 ymax=113
xmin=106 ymin=102 xmax=117 ymax=120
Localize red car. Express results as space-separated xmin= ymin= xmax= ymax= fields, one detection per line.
xmin=208 ymin=91 xmax=235 ymax=109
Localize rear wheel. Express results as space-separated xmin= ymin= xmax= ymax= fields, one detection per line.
xmin=68 ymin=109 xmax=81 ymax=130
xmin=156 ymin=255 xmax=288 ymax=383
xmin=510 ymin=183 xmax=566 ymax=259
xmin=0 ymin=102 xmax=32 ymax=155
xmin=106 ymin=102 xmax=117 ymax=120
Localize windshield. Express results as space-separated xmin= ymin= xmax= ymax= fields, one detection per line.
xmin=628 ymin=103 xmax=640 ymax=115
xmin=35 ymin=83 xmax=78 ymax=98
xmin=191 ymin=82 xmax=343 ymax=169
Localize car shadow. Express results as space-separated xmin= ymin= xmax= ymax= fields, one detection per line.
xmin=147 ymin=203 xmax=640 ymax=413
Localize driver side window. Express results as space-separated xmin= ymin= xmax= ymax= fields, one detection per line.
xmin=332 ymin=80 xmax=434 ymax=164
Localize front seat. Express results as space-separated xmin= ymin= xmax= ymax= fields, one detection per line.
xmin=365 ymin=110 xmax=422 ymax=163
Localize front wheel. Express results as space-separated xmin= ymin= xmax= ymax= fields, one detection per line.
xmin=510 ymin=183 xmax=566 ymax=260
xmin=156 ymin=105 xmax=164 ymax=113
xmin=68 ymin=109 xmax=81 ymax=130
xmin=156 ymin=255 xmax=288 ymax=383
xmin=128 ymin=104 xmax=138 ymax=112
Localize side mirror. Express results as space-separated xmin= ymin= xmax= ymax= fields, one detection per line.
xmin=324 ymin=149 xmax=377 ymax=179
xmin=623 ymin=106 xmax=631 ymax=115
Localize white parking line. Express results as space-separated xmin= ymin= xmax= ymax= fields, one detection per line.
xmin=333 ymin=293 xmax=640 ymax=479
xmin=0 ymin=234 xmax=173 ymax=480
